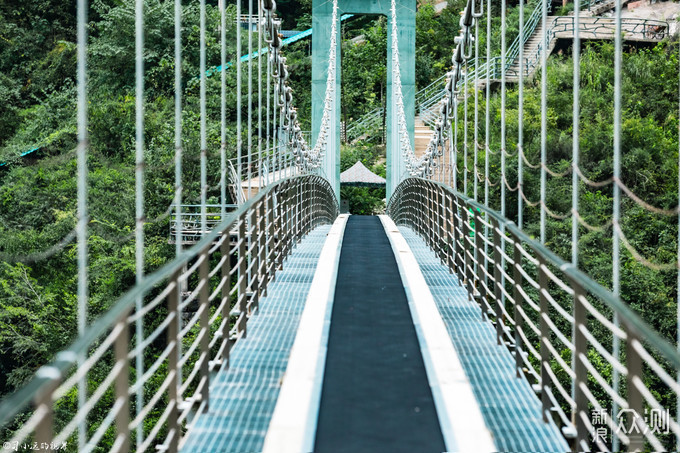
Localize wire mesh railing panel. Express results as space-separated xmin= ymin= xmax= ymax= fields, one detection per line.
xmin=388 ymin=178 xmax=680 ymax=451
xmin=0 ymin=175 xmax=337 ymax=452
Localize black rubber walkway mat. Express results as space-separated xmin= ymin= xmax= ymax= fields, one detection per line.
xmin=314 ymin=216 xmax=445 ymax=453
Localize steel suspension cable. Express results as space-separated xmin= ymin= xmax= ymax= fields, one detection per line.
xmin=174 ymin=0 xmax=183 ymax=256
xmin=200 ymin=0 xmax=207 ymax=236
xmin=518 ymin=0 xmax=524 ymax=230
xmin=484 ymin=0 xmax=490 ymax=275
xmin=221 ymin=0 xmax=227 ymax=219
xmin=501 ymin=0 xmax=507 ymax=220
xmin=134 ymin=0 xmax=145 ymax=446
xmin=474 ymin=13 xmax=479 ymax=202
xmin=612 ymin=0 xmax=623 ymax=446
xmin=248 ymin=0 xmax=253 ymax=199
xmin=571 ymin=0 xmax=581 ymax=412
xmin=267 ymin=18 xmax=272 ymax=185
xmin=258 ymin=0 xmax=263 ymax=190
xmin=540 ymin=0 xmax=548 ymax=245
xmin=262 ymin=0 xmax=338 ymax=174
xmin=464 ymin=56 xmax=469 ymax=194
xmin=173 ymin=0 xmax=183 ymax=398
xmin=76 ymin=0 xmax=89 ymax=447
xmin=454 ymin=98 xmax=458 ymax=190
xmin=237 ymin=0 xmax=242 ymax=204
xmin=677 ymin=29 xmax=680 ymax=449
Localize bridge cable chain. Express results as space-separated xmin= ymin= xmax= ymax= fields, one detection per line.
xmin=262 ymin=0 xmax=339 ymax=175
xmin=394 ymin=0 xmax=483 ymax=179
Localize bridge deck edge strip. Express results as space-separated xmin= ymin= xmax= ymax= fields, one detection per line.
xmin=378 ymin=214 xmax=496 ymax=453
xmin=261 ymin=214 xmax=349 ymax=453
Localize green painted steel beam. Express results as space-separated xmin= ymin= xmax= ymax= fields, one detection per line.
xmin=312 ymin=0 xmax=415 ymax=201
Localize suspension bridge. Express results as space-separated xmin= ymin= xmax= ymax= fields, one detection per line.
xmin=1 ymin=0 xmax=680 ymax=451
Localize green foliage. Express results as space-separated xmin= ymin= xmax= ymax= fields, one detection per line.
xmin=452 ymin=42 xmax=680 ymax=413
xmin=0 ymin=262 xmax=73 ymax=393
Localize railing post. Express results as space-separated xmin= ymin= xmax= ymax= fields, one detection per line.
xmin=305 ymin=178 xmax=311 ymax=234
xmin=34 ymin=375 xmax=56 ymax=452
xmin=238 ymin=213 xmax=247 ymax=338
xmin=572 ymin=280 xmax=588 ymax=452
xmin=276 ymin=182 xmax=286 ymax=270
xmin=250 ymin=199 xmax=261 ymax=314
xmin=220 ymin=230 xmax=233 ymax=365
xmin=423 ymin=183 xmax=431 ymax=244
xmin=463 ymin=203 xmax=475 ymax=300
xmin=511 ymin=232 xmax=523 ymax=378
xmin=474 ymin=207 xmax=486 ymax=313
xmin=257 ymin=196 xmax=266 ymax=304
xmin=429 ymin=183 xmax=436 ymax=247
xmin=266 ymin=191 xmax=275 ymax=292
xmin=492 ymin=218 xmax=503 ymax=344
xmin=295 ymin=178 xmax=301 ymax=242
xmin=538 ymin=255 xmax=551 ymax=422
xmin=446 ymin=192 xmax=455 ymax=274
xmin=438 ymin=187 xmax=446 ymax=265
xmin=113 ymin=313 xmax=130 ymax=451
xmin=435 ymin=185 xmax=442 ymax=260
xmin=199 ymin=245 xmax=210 ymax=410
xmin=625 ymin=326 xmax=645 ymax=451
xmin=167 ymin=270 xmax=180 ymax=453
xmin=451 ymin=196 xmax=461 ymax=280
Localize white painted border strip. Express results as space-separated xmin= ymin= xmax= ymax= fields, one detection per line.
xmin=262 ymin=214 xmax=349 ymax=453
xmin=379 ymin=215 xmax=496 ymax=453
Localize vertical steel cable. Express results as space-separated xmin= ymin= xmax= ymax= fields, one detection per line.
xmin=474 ymin=15 xmax=479 ymax=202
xmin=677 ymin=33 xmax=680 ymax=452
xmin=500 ymin=0 xmax=507 ymax=308
xmin=612 ymin=0 xmax=623 ymax=447
xmin=571 ymin=0 xmax=581 ymax=409
xmin=258 ymin=0 xmax=263 ymax=189
xmin=540 ymin=0 xmax=547 ymax=244
xmin=134 ymin=0 xmax=145 ymax=446
xmin=484 ymin=0 xmax=490 ymax=269
xmin=200 ymin=0 xmax=207 ymax=234
xmin=267 ymin=24 xmax=272 ymax=185
xmin=175 ymin=0 xmax=183 ymax=256
xmin=454 ymin=102 xmax=458 ymax=191
xmin=237 ymin=0 xmax=243 ymax=203
xmin=173 ymin=0 xmax=183 ymax=399
xmin=449 ymin=122 xmax=454 ymax=187
xmin=518 ymin=0 xmax=524 ymax=230
xmin=501 ymin=0 xmax=506 ymax=219
xmin=275 ymin=75 xmax=280 ymax=177
xmin=248 ymin=0 xmax=253 ymax=198
xmin=76 ymin=0 xmax=88 ymax=448
xmin=221 ymin=0 xmax=227 ymax=219
xmin=464 ymin=60 xmax=469 ymax=195
xmin=572 ymin=0 xmax=581 ymax=268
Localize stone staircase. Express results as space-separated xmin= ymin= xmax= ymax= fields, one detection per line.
xmin=414 ymin=116 xmax=434 ymax=159
xmin=506 ymin=19 xmax=558 ymax=81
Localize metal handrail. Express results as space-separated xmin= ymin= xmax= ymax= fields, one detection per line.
xmin=0 ymin=174 xmax=338 ymax=452
xmin=524 ymin=17 xmax=669 ymax=79
xmin=169 ymin=204 xmax=239 ymax=244
xmin=388 ymin=177 xmax=680 ymax=451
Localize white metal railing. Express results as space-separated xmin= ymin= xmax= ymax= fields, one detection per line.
xmin=0 ymin=175 xmax=338 ymax=452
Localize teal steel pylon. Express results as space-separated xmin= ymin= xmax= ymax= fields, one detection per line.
xmin=312 ymin=0 xmax=416 ymax=201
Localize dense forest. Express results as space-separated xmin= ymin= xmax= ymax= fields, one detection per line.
xmin=2 ymin=0 xmax=680 ymax=449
